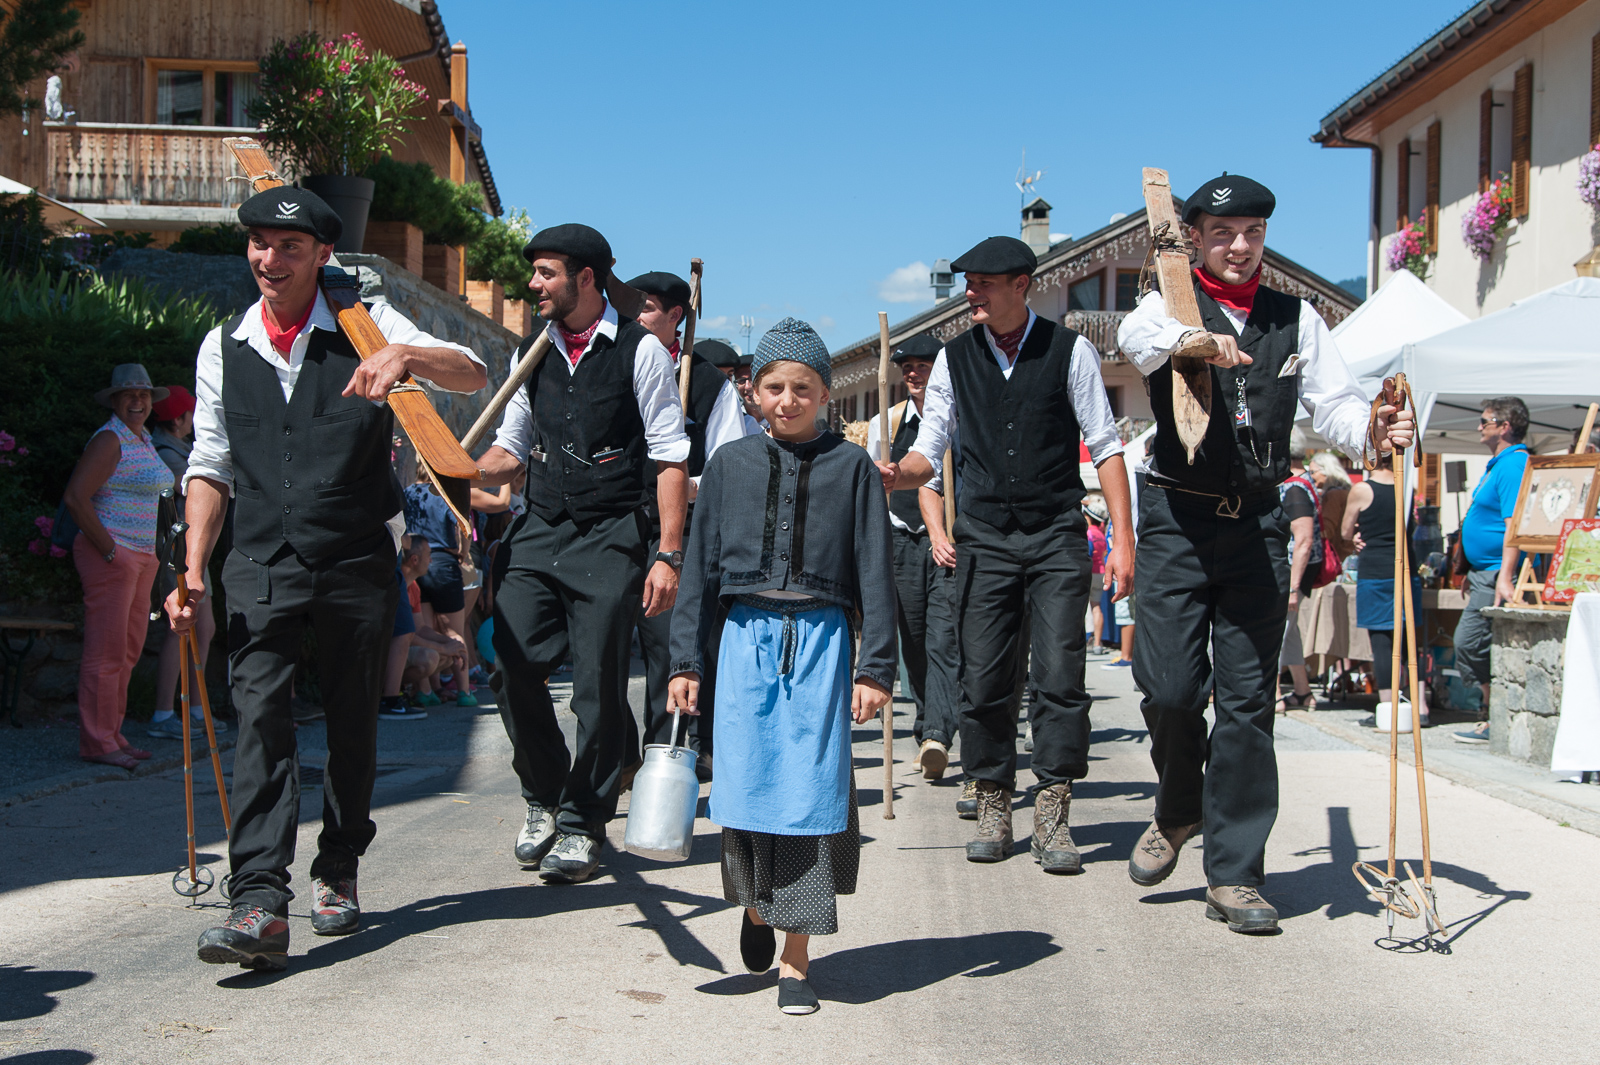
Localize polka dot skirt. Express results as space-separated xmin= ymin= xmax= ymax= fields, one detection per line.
xmin=720 ymin=782 xmax=859 ymax=936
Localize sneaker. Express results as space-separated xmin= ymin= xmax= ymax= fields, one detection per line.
xmin=1204 ymin=885 xmax=1280 ymax=935
xmin=378 ymin=695 xmax=427 ymax=721
xmin=740 ymin=909 xmax=776 ymax=974
xmin=414 ymin=691 xmax=442 ymax=708
xmin=205 ymin=714 xmax=229 ymax=733
xmin=1101 ymin=659 xmax=1133 ymax=671
xmin=1030 ymin=783 xmax=1080 ymax=874
xmin=965 ymin=782 xmax=1013 ymax=863
xmin=1454 ymin=722 xmax=1489 ymax=744
xmin=1128 ymin=819 xmax=1202 ymax=887
xmin=777 ymin=976 xmax=820 ymax=1015
xmin=539 ymin=832 xmax=602 ymax=884
xmin=515 ymin=803 xmax=558 ymax=867
xmin=469 ymin=665 xmax=490 ymax=687
xmin=918 ymin=740 xmax=948 ymax=781
xmin=1088 ymin=645 xmax=1110 ymax=656
xmin=197 ymin=904 xmax=290 ymax=970
xmin=455 ymin=690 xmax=479 ymax=708
xmin=147 ymin=716 xmax=185 ymax=739
xmin=310 ymin=876 xmax=360 ymax=936
xmin=956 ymin=779 xmax=979 ymax=820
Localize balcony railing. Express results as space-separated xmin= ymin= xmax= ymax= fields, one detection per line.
xmin=1060 ymin=310 xmax=1129 ymax=361
xmin=41 ymin=122 xmax=257 ymax=207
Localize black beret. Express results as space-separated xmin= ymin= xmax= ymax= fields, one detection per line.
xmin=238 ymin=187 xmax=341 ymax=245
xmin=950 ymin=235 xmax=1036 ymax=276
xmin=892 ymin=334 xmax=942 ymax=364
xmin=1182 ymin=173 xmax=1275 ymax=225
xmin=627 ymin=271 xmax=691 ymax=311
xmin=736 ymin=351 xmax=754 ymax=368
xmin=522 ymin=223 xmax=613 ymax=282
xmin=693 ymin=338 xmax=741 ymax=368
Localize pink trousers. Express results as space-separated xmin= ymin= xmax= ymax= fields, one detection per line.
xmin=73 ymin=538 xmax=158 ymax=757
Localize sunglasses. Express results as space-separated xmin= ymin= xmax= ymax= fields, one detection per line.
xmin=1479 ymin=416 xmax=1500 ymax=427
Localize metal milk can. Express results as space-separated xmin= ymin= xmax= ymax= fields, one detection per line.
xmin=623 ymin=709 xmax=701 ymax=862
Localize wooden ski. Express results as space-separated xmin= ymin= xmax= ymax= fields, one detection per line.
xmin=1140 ymin=167 xmax=1219 ymax=464
xmin=678 ymin=259 xmax=703 ymax=411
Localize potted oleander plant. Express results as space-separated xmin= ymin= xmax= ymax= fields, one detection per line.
xmin=247 ymin=32 xmax=428 ymax=252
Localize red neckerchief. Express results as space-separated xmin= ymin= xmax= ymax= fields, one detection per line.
xmin=667 ymin=338 xmax=681 ymax=363
xmin=1194 ymin=266 xmax=1261 ymax=315
xmin=263 ymin=298 xmax=316 ymax=354
xmin=989 ymin=320 xmax=1028 ymax=361
xmin=559 ymin=303 xmax=607 ymax=367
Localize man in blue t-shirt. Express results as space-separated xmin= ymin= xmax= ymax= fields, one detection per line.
xmin=1452 ymin=396 xmax=1531 ymax=744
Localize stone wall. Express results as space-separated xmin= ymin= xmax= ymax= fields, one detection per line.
xmin=1484 ymin=606 xmax=1570 ymax=766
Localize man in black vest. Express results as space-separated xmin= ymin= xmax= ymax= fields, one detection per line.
xmin=624 ymin=273 xmax=750 ymax=779
xmin=476 ymin=225 xmax=690 ymax=885
xmin=1117 ymin=174 xmax=1413 ymax=933
xmin=881 ymin=236 xmax=1134 ymax=874
xmin=865 ymin=335 xmax=960 ymax=781
xmin=167 ymin=187 xmax=486 ymax=971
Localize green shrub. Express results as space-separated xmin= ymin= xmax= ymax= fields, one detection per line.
xmin=364 ymin=156 xmax=488 ymax=246
xmin=467 ymin=208 xmax=534 ymax=302
xmin=169 ymin=224 xmax=248 ymax=257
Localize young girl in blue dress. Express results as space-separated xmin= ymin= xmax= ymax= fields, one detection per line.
xmin=668 ymin=317 xmax=896 ymax=1016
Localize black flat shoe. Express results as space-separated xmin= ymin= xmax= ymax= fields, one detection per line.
xmin=777 ymin=976 xmax=819 ymax=1015
xmin=740 ymin=910 xmax=776 ymax=974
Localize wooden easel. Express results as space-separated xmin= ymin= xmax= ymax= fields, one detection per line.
xmin=1506 ymin=402 xmax=1600 ymax=609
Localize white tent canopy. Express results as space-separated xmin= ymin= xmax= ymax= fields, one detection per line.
xmin=0 ymin=174 xmax=103 ymax=229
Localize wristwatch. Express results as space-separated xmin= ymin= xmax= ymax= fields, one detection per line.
xmin=655 ymin=550 xmax=684 ymax=572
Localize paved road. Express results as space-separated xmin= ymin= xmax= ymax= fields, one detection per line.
xmin=2 ymin=663 xmax=1596 ymax=1063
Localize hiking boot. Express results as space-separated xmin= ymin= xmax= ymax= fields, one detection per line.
xmin=620 ymin=757 xmax=644 ymax=793
xmin=197 ymin=904 xmax=289 ymax=971
xmin=539 ymin=833 xmax=602 ymax=883
xmin=1205 ymin=885 xmax=1280 ymax=935
xmin=956 ymin=779 xmax=979 ymax=820
xmin=310 ymin=876 xmax=360 ymax=936
xmin=965 ymin=782 xmax=1013 ymax=863
xmin=1029 ymin=783 xmax=1080 ymax=874
xmin=1128 ymin=819 xmax=1202 ymax=887
xmin=918 ymin=740 xmax=948 ymax=781
xmin=514 ymin=803 xmax=557 ymax=868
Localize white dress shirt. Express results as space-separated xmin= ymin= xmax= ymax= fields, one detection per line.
xmin=491 ymin=300 xmax=690 ymax=465
xmin=908 ymin=310 xmax=1125 ymax=475
xmin=1117 ymin=288 xmax=1370 ymax=464
xmin=866 ymin=401 xmax=925 ymax=533
xmin=680 ymin=353 xmax=757 ymax=484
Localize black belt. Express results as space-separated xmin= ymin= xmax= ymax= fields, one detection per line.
xmin=1147 ymin=476 xmax=1277 ymax=519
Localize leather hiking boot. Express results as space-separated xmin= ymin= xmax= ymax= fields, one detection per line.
xmin=1205 ymin=885 xmax=1280 ymax=935
xmin=197 ymin=904 xmax=289 ymax=971
xmin=965 ymin=782 xmax=1013 ymax=863
xmin=514 ymin=803 xmax=557 ymax=868
xmin=1128 ymin=819 xmax=1202 ymax=887
xmin=539 ymin=832 xmax=602 ymax=884
xmin=1029 ymin=784 xmax=1080 ymax=874
xmin=310 ymin=876 xmax=360 ymax=936
xmin=918 ymin=740 xmax=949 ymax=781
xmin=956 ymin=779 xmax=979 ymax=820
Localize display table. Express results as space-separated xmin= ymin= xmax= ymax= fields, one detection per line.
xmin=1552 ymin=593 xmax=1600 ymax=772
xmin=1297 ymin=582 xmax=1370 ymax=675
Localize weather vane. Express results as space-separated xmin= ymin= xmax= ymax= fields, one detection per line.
xmin=1016 ymin=149 xmax=1045 ymax=209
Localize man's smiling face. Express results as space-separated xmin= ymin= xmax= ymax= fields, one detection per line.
xmin=247 ymin=227 xmax=332 ymax=305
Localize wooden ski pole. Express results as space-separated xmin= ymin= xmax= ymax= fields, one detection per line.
xmin=179 ymin=635 xmax=199 ymax=889
xmin=877 ymin=311 xmax=895 ymax=820
xmin=178 ymin=574 xmax=231 ymax=834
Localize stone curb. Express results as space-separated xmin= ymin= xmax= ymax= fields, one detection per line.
xmin=1288 ymin=710 xmax=1600 ymax=838
xmin=0 ymin=736 xmax=237 ymax=809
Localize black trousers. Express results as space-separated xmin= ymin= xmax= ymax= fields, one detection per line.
xmin=626 ymin=538 xmax=719 ymax=757
xmin=954 ymin=509 xmax=1091 ymax=792
xmin=492 ymin=508 xmax=648 ymax=839
xmin=223 ymin=541 xmax=398 ymax=914
xmin=891 ymin=526 xmax=960 ymax=748
xmin=1132 ymin=486 xmax=1289 ymax=888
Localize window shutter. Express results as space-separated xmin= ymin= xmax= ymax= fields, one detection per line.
xmin=1591 ymin=33 xmax=1600 ymax=148
xmin=1512 ymin=63 xmax=1532 ymax=218
xmin=1426 ymin=121 xmax=1441 ymax=254
xmin=1480 ymin=89 xmax=1493 ymax=192
xmin=1396 ymin=136 xmax=1411 ymax=229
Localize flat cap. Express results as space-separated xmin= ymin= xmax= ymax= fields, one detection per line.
xmin=753 ymin=317 xmax=831 ymax=389
xmin=523 ymin=223 xmax=613 ymax=282
xmin=892 ymin=334 xmax=942 ymax=364
xmin=1183 ymin=173 xmax=1275 ymax=225
xmin=694 ymin=338 xmax=741 ymax=368
xmin=627 ymin=271 xmax=692 ymax=311
xmin=950 ymin=235 xmax=1036 ymax=276
xmin=238 ymin=187 xmax=341 ymax=245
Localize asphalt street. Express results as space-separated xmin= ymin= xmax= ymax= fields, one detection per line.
xmin=2 ymin=660 xmax=1596 ymax=1064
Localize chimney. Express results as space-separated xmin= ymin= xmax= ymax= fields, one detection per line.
xmin=1021 ymin=197 xmax=1052 ymax=257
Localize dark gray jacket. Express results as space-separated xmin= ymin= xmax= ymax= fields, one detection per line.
xmin=669 ymin=431 xmax=897 ymax=691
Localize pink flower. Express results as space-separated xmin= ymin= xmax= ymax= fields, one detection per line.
xmin=49 ymin=545 xmax=67 ymax=559
xmin=0 ymin=430 xmax=15 ymax=452
xmin=27 ymin=539 xmax=45 ymax=556
xmin=339 ymin=60 xmax=352 ymax=74
xmin=33 ymin=515 xmax=52 ymax=536
xmin=20 ymin=447 xmax=30 ymax=456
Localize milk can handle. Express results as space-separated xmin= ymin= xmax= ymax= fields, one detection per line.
xmin=671 ymin=706 xmax=687 ymax=750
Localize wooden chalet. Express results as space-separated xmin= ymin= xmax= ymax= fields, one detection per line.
xmin=829 ymin=202 xmax=1360 ymax=432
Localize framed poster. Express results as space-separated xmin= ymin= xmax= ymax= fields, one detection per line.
xmin=1509 ymin=454 xmax=1600 ymax=554
xmin=1543 ymin=519 xmax=1600 ymax=604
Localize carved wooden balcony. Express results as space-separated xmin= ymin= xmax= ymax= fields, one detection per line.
xmin=41 ymin=122 xmax=256 ymax=207
xmin=1060 ymin=310 xmax=1129 ymax=362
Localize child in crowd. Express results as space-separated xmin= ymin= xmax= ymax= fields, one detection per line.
xmin=669 ymin=318 xmax=896 ymax=1016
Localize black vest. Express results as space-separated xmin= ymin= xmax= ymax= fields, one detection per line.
xmin=887 ymin=402 xmax=924 ymax=531
xmin=946 ymin=317 xmax=1086 ymax=530
xmin=221 ymin=311 xmax=402 ymax=565
xmin=1147 ymin=282 xmax=1302 ymax=497
xmin=521 ymin=317 xmax=651 ymax=525
xmin=644 ymin=350 xmax=727 ymax=532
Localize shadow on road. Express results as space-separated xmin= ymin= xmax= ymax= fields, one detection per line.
xmin=0 ymin=1052 xmax=96 ymax=1064
xmin=694 ymin=931 xmax=1062 ymax=1004
xmin=0 ymin=964 xmax=94 ymax=1022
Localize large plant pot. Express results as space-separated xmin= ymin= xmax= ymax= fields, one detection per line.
xmin=300 ymin=174 xmax=375 ymax=254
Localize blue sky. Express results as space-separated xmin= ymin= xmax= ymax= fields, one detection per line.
xmin=441 ymin=0 xmax=1461 ymax=350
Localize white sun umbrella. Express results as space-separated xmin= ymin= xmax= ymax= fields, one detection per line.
xmin=0 ymin=174 xmax=104 ymax=229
